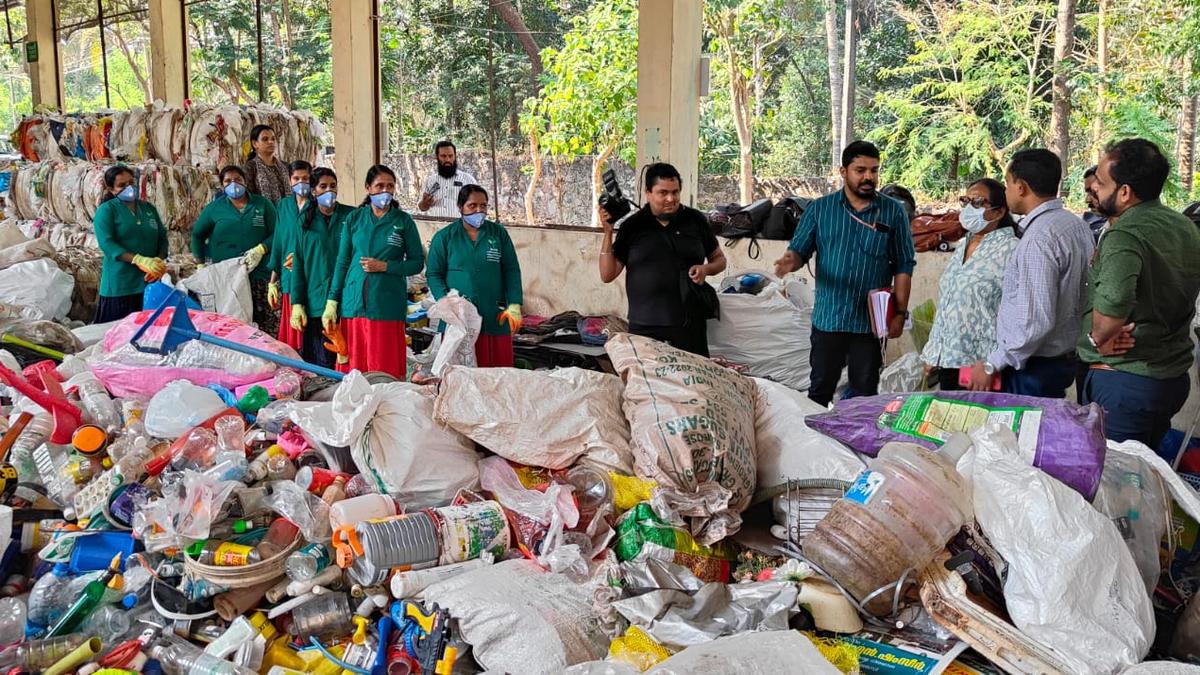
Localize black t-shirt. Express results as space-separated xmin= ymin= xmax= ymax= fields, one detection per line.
xmin=612 ymin=205 xmax=718 ymax=327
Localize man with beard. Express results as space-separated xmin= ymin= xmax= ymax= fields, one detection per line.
xmin=1077 ymin=138 xmax=1200 ymax=446
xmin=773 ymin=140 xmax=916 ymax=406
xmin=967 ymin=148 xmax=1093 ymax=397
xmin=418 ymin=140 xmax=477 ymax=218
xmin=1081 ymin=165 xmax=1111 ymax=245
xmin=598 ymin=162 xmax=726 ymax=356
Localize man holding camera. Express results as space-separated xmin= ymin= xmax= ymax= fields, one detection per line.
xmin=417 ymin=140 xmax=477 ymax=218
xmin=598 ymin=163 xmax=727 ymax=356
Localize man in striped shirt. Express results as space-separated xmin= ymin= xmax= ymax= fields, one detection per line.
xmin=774 ymin=141 xmax=916 ymax=406
xmin=417 ymin=140 xmax=478 ymax=218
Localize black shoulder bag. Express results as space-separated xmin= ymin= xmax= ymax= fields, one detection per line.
xmin=662 ymin=219 xmax=720 ymax=323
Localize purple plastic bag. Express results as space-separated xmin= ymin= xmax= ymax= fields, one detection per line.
xmin=806 ymin=391 xmax=1105 ymax=500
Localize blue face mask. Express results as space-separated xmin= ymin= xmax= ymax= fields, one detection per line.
xmin=369 ymin=192 xmax=393 ymax=210
xmin=292 ymin=182 xmax=311 ymax=197
xmin=224 ymin=182 xmax=247 ymax=200
xmin=117 ymin=185 xmax=138 ymax=203
xmin=316 ymin=191 xmax=337 ymax=208
xmin=462 ymin=212 xmax=485 ymax=228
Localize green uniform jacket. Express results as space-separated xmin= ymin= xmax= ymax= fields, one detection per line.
xmin=426 ymin=219 xmax=523 ymax=336
xmin=291 ymin=203 xmax=354 ymax=313
xmin=191 ymin=194 xmax=277 ymax=281
xmin=93 ymin=199 xmax=169 ymax=298
xmin=330 ymin=205 xmax=425 ymax=322
xmin=269 ymin=195 xmax=311 ymax=294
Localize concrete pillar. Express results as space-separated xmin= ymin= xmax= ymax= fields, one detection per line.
xmin=24 ymin=0 xmax=62 ymax=111
xmin=636 ymin=0 xmax=702 ymax=205
xmin=331 ymin=0 xmax=381 ymax=204
xmin=148 ymin=0 xmax=189 ymax=105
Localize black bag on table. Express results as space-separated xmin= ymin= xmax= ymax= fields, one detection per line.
xmin=762 ymin=196 xmax=812 ymax=241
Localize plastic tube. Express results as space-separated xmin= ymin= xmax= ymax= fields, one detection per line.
xmin=42 ymin=637 xmax=102 ymax=675
xmin=389 ymin=555 xmax=492 ymax=599
xmin=213 ymin=578 xmax=276 ymax=622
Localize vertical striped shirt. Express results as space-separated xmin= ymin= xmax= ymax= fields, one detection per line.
xmin=419 ymin=170 xmax=478 ymax=218
xmin=788 ymin=190 xmax=917 ymax=333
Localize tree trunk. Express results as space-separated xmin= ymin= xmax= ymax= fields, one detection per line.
xmin=494 ymin=1 xmax=543 ymax=93
xmin=1090 ymin=0 xmax=1107 ymax=163
xmin=728 ymin=52 xmax=755 ymax=204
xmin=840 ymin=0 xmax=858 ymax=150
xmin=592 ymin=141 xmax=617 ymax=228
xmin=525 ymin=127 xmax=541 ymax=226
xmin=1049 ymin=0 xmax=1077 ymax=164
xmin=753 ymin=42 xmax=765 ymax=119
xmin=1180 ymin=62 xmax=1197 ymax=195
xmin=825 ymin=0 xmax=842 ymax=172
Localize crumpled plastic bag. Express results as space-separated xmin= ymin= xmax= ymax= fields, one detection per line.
xmin=176 ymin=259 xmax=254 ymax=324
xmin=878 ymin=351 xmax=925 ymax=393
xmin=143 ymin=380 xmax=228 ymax=439
xmin=424 ymin=290 xmax=481 ymax=377
xmin=967 ymin=424 xmax=1154 ymax=673
xmin=287 ymin=371 xmax=479 ymax=509
xmin=610 ymin=560 xmax=798 ymax=650
xmin=0 ymin=258 xmax=74 ymax=320
xmin=478 ymin=456 xmax=587 ymax=575
xmin=646 ymin=630 xmax=841 ymax=674
xmin=131 ymin=470 xmax=240 ymax=551
xmin=264 ymin=480 xmax=331 ymax=542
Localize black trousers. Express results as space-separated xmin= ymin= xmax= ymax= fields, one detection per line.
xmin=629 ymin=320 xmax=709 ymax=358
xmin=808 ymin=328 xmax=883 ymax=406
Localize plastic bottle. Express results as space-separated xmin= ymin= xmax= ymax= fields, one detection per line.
xmin=266 ymin=452 xmax=297 ymax=480
xmin=205 ymin=450 xmax=249 ymax=482
xmin=27 ymin=562 xmax=71 ymax=626
xmin=33 ymin=443 xmax=79 ymax=519
xmin=113 ymin=438 xmax=164 ymax=483
xmin=285 ymin=543 xmax=331 ymax=582
xmin=45 ymin=553 xmax=123 ymax=637
xmin=274 ymin=370 xmax=302 ymax=400
xmin=10 ymin=412 xmax=51 ymax=485
xmin=289 ymin=592 xmax=353 ymax=641
xmin=209 ymin=514 xmax=274 ymax=539
xmin=321 ymin=476 xmax=348 ymax=506
xmin=187 ymin=540 xmax=261 ymax=566
xmin=344 ymin=473 xmax=378 ymax=498
xmin=332 ymin=512 xmax=439 ymax=572
xmin=295 ymin=466 xmax=351 ymax=495
xmin=151 ymin=636 xmax=257 ymax=675
xmin=329 ymin=494 xmax=400 ymax=530
xmin=0 ymin=634 xmax=88 ymax=669
xmin=215 ymin=414 xmax=245 ymax=453
xmin=80 ymin=604 xmax=130 ymax=643
xmin=246 ymin=446 xmax=286 ymax=483
xmin=0 ymin=596 xmax=24 ymax=645
xmin=256 ymin=518 xmax=300 ymax=559
xmin=805 ymin=438 xmax=972 ymax=615
xmin=390 ymin=555 xmax=492 ymax=599
xmin=170 ymin=427 xmax=218 ymax=473
xmin=74 ymin=373 xmax=122 ymax=433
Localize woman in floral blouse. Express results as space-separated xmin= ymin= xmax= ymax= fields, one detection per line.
xmin=921 ymin=178 xmax=1019 ymax=390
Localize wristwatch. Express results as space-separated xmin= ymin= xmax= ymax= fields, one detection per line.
xmin=983 ymin=362 xmax=997 ymax=376
xmin=1086 ymin=332 xmax=1099 ymax=349
xmin=895 ymin=309 xmax=909 ymax=319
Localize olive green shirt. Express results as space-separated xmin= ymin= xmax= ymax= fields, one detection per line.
xmin=1078 ymin=199 xmax=1200 ymax=378
xmin=93 ymin=199 xmax=169 ymax=298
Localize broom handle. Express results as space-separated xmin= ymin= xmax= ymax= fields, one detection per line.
xmin=195 ymin=333 xmax=344 ymax=381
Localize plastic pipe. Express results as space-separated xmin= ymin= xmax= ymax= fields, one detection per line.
xmin=42 ymin=637 xmax=102 ymax=675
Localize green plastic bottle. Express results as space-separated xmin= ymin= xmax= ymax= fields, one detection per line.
xmin=45 ymin=553 xmax=123 ymax=637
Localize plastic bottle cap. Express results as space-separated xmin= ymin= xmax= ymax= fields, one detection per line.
xmin=53 ymin=562 xmax=69 ymax=575
xmin=71 ymin=425 xmax=108 ymax=456
xmin=186 ymin=541 xmax=205 ymax=558
xmin=233 ymin=520 xmax=255 ymax=534
xmin=122 ymin=593 xmax=137 ymax=609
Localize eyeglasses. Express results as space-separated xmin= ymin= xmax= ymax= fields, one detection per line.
xmin=958 ymin=196 xmax=991 ymax=208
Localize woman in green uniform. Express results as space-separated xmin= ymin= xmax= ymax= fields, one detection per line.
xmin=267 ymin=160 xmax=313 ymax=351
xmin=322 ymin=165 xmax=425 ymax=378
xmin=426 ymin=184 xmax=523 ymax=367
xmin=191 ymin=165 xmax=279 ymax=334
xmin=92 ymin=165 xmax=169 ymax=324
xmin=288 ymin=167 xmax=353 ymax=367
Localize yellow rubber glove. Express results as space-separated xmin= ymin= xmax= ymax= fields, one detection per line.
xmin=267 ymin=281 xmax=281 ymax=310
xmin=242 ymin=243 xmax=267 ymax=271
xmin=290 ymin=304 xmax=307 ymax=331
xmin=497 ymin=303 xmax=523 ymax=334
xmin=322 ymin=300 xmax=339 ymax=331
xmin=132 ymin=255 xmax=166 ymax=282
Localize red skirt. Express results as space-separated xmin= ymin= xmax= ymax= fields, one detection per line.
xmin=475 ymin=334 xmax=514 ymax=368
xmin=335 ymin=317 xmax=407 ymax=379
xmin=277 ymin=293 xmax=304 ymax=351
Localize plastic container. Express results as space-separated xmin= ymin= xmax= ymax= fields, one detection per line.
xmin=0 ymin=634 xmax=89 ymax=669
xmin=286 ymin=542 xmax=331 ymax=582
xmin=434 ymin=501 xmax=510 ymax=565
xmin=68 ymin=531 xmax=136 ymax=573
xmin=804 ymin=438 xmax=971 ymax=615
xmin=333 ymin=512 xmax=439 ymax=572
xmin=27 ymin=562 xmax=69 ymax=626
xmin=329 ymin=494 xmax=399 ymax=530
xmin=80 ymin=604 xmax=130 ymax=643
xmin=289 ymin=592 xmax=353 ymax=641
xmin=70 ymin=424 xmax=108 ymax=458
xmin=0 ymin=596 xmax=25 ymax=645
xmin=74 ymin=373 xmax=122 ymax=432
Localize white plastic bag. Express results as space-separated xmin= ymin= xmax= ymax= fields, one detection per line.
xmin=178 ymin=259 xmax=253 ymax=324
xmin=968 ymin=424 xmax=1154 ymax=673
xmin=425 ymin=291 xmax=481 ymax=377
xmin=707 ymin=275 xmax=813 ymax=391
xmin=434 ymin=366 xmax=634 ymax=471
xmin=287 ymin=371 xmax=479 ymax=509
xmin=0 ymin=258 xmax=73 ymax=320
xmin=143 ymin=380 xmax=228 ymax=439
xmin=647 ymin=630 xmax=840 ymax=675
xmin=879 ymin=351 xmax=925 ymax=393
xmin=752 ymin=378 xmax=865 ymax=493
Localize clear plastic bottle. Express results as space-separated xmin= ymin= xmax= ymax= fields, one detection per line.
xmin=80 ymin=604 xmax=130 ymax=643
xmin=170 ymin=427 xmax=218 ymax=473
xmin=285 ymin=542 xmax=331 ymax=582
xmin=74 ymin=372 xmax=122 ymax=432
xmin=152 ymin=636 xmax=257 ymax=675
xmin=0 ymin=634 xmax=88 ymax=668
xmin=27 ymin=563 xmax=71 ymax=626
xmin=205 ymin=450 xmax=249 ymax=482
xmin=289 ymin=592 xmax=353 ymax=641
xmin=10 ymin=412 xmax=52 ymax=485
xmin=33 ymin=443 xmax=79 ymax=519
xmin=805 ymin=438 xmax=972 ymax=615
xmin=255 ymin=518 xmax=300 ymax=559
xmin=344 ymin=473 xmax=378 ymax=498
xmin=273 ymin=370 xmax=301 ymax=400
xmin=0 ymin=597 xmax=25 ymax=645
xmin=214 ymin=415 xmax=245 ymax=454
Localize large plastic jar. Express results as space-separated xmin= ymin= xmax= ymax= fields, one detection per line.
xmin=804 ymin=439 xmax=971 ymax=615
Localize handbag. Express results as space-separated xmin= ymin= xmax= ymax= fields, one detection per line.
xmin=662 ymin=217 xmax=720 ymax=322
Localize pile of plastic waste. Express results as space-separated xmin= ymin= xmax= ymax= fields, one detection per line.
xmin=0 ymin=292 xmax=1196 ymax=675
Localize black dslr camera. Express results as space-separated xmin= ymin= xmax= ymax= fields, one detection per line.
xmin=597 ymin=168 xmax=634 ymax=222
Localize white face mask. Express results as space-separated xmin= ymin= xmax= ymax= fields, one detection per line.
xmin=959 ymin=205 xmax=994 ymax=234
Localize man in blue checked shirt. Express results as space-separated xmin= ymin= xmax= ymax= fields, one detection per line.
xmin=774 ymin=141 xmax=916 ymax=406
